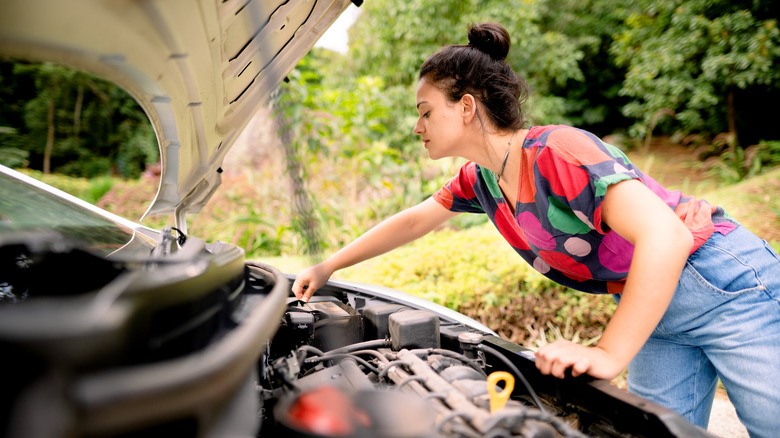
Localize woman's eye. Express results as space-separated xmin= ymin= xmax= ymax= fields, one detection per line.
xmin=423 ymin=111 xmax=430 ymax=118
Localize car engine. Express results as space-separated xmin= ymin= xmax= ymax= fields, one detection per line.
xmin=259 ymin=296 xmax=586 ymax=438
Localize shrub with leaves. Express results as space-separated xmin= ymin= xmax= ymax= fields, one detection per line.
xmin=19 ymin=168 xmax=115 ymax=204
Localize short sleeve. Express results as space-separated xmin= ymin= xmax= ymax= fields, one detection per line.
xmin=432 ymin=162 xmax=485 ymax=214
xmin=535 ymin=127 xmax=639 ymax=234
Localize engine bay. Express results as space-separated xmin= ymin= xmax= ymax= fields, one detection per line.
xmin=260 ymin=294 xmax=585 ymax=437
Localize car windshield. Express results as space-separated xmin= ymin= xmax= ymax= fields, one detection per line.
xmin=0 ymin=171 xmax=156 ymax=258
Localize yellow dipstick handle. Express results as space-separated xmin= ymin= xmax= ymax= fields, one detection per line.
xmin=487 ymin=371 xmax=515 ymax=413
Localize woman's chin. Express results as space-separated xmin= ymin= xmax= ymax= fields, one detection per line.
xmin=426 ymin=150 xmax=444 ymax=160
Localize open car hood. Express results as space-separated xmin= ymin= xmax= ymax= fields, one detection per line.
xmin=0 ymin=0 xmax=357 ymax=229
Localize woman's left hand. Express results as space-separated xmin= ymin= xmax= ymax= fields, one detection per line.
xmin=534 ymin=339 xmax=625 ymax=381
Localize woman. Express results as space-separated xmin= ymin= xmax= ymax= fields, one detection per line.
xmin=292 ymin=22 xmax=780 ymax=436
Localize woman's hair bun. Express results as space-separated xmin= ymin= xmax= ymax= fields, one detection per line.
xmin=467 ymin=22 xmax=510 ymax=61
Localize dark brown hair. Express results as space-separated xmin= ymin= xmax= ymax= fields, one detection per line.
xmin=419 ymin=22 xmax=531 ymax=131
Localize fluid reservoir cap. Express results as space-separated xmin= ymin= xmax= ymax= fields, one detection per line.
xmin=458 ymin=332 xmax=484 ymax=345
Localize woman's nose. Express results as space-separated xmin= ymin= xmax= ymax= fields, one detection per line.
xmin=413 ymin=119 xmax=423 ymax=135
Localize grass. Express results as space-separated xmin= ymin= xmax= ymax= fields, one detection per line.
xmin=626 ymin=142 xmax=780 ymax=249
xmin=18 ymin=169 xmax=117 ymax=204
xmin=700 ymin=167 xmax=780 ymax=249
xmin=254 ymin=255 xmax=310 ymax=273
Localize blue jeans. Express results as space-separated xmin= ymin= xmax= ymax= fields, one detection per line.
xmin=621 ymin=225 xmax=780 ymax=438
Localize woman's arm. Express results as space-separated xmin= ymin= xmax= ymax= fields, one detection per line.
xmin=292 ymin=197 xmax=459 ymax=301
xmin=535 ymin=179 xmax=693 ymax=380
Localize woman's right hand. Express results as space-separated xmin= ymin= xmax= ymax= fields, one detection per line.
xmin=291 ymin=262 xmax=334 ymax=302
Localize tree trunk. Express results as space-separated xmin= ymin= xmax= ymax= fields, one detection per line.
xmin=727 ymin=84 xmax=738 ymax=147
xmin=74 ymin=82 xmax=84 ymax=140
xmin=43 ymin=95 xmax=55 ymax=174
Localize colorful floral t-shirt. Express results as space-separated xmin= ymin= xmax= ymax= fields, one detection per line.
xmin=432 ymin=125 xmax=737 ymax=294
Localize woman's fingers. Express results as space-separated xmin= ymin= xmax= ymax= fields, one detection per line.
xmin=535 ymin=340 xmax=592 ymax=379
xmin=292 ymin=264 xmax=333 ymax=302
xmin=571 ymin=357 xmax=592 ymax=378
xmin=300 ymin=283 xmax=312 ymax=302
xmin=292 ymin=277 xmax=314 ymax=301
xmin=535 ymin=340 xmax=622 ymax=381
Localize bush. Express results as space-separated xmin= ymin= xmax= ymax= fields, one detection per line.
xmin=18 ymin=168 xmax=116 ymax=204
xmin=0 ymin=147 xmax=29 ymax=168
xmin=338 ymin=223 xmax=616 ymax=347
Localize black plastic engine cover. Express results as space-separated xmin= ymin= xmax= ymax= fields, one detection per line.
xmin=389 ymin=309 xmax=440 ymax=350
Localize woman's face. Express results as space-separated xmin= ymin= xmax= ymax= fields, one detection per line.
xmin=414 ymin=76 xmax=465 ymax=160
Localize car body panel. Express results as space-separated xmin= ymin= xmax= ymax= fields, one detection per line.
xmin=0 ymin=0 xmax=355 ymax=228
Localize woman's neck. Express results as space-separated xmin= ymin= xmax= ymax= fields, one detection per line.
xmin=464 ymin=129 xmax=527 ymax=176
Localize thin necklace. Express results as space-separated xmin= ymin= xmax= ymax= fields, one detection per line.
xmin=494 ymin=130 xmax=517 ymax=183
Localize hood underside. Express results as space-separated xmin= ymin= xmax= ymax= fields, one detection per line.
xmin=0 ymin=0 xmax=356 ymax=229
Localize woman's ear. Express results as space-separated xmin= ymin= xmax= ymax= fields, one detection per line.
xmin=460 ymin=94 xmax=477 ymax=123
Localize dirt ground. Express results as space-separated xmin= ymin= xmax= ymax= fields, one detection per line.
xmin=709 ymin=393 xmax=748 ymax=437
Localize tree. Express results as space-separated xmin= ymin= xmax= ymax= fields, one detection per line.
xmin=537 ymin=0 xmax=637 ymax=136
xmin=15 ymin=62 xmax=69 ymax=174
xmin=346 ymin=0 xmax=586 ymax=124
xmin=611 ymin=0 xmax=780 ymax=144
xmin=1 ymin=60 xmax=157 ymax=177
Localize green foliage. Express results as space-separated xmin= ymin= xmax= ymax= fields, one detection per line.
xmin=0 ymin=147 xmax=29 ymax=167
xmin=754 ymin=140 xmax=780 ymax=169
xmin=273 ymin=53 xmax=452 ymax=253
xmin=84 ymin=177 xmax=116 ymax=204
xmin=0 ymin=127 xmax=30 ymax=167
xmin=18 ymin=168 xmax=116 ymax=204
xmin=347 ymin=0 xmax=587 ymax=124
xmin=611 ymin=0 xmax=780 ymax=141
xmin=340 ymin=224 xmax=544 ymax=308
xmin=538 ymin=0 xmax=636 ymax=135
xmin=707 ymin=145 xmax=760 ymax=184
xmin=698 ymin=165 xmax=780 ymax=249
xmin=0 ymin=60 xmax=158 ymax=177
xmin=206 ymin=209 xmax=292 ymax=256
xmin=705 ymin=139 xmax=780 ymax=184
